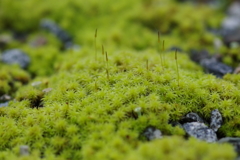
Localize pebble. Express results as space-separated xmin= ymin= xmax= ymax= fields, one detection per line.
xmin=143 ymin=126 xmax=162 ymax=141
xmin=42 ymin=88 xmax=53 ymax=93
xmin=19 ymin=145 xmax=30 ymax=156
xmin=1 ymin=49 xmax=30 ymax=69
xmin=13 ymin=32 xmax=28 ymax=43
xmin=210 ymin=109 xmax=222 ymax=132
xmin=183 ymin=122 xmax=217 ymax=142
xmin=227 ymin=1 xmax=240 ymax=18
xmin=222 ymin=17 xmax=240 ymax=31
xmin=221 ymin=1 xmax=240 ymax=46
xmin=189 ymin=49 xmax=210 ymax=63
xmin=40 ymin=19 xmax=73 ymax=49
xmin=0 ymin=94 xmax=11 ymax=102
xmin=183 ymin=112 xmax=204 ymax=123
xmin=0 ymin=102 xmax=8 ymax=107
xmin=31 ymin=81 xmax=42 ymax=87
xmin=200 ymin=58 xmax=233 ymax=78
xmin=222 ymin=29 xmax=240 ymax=47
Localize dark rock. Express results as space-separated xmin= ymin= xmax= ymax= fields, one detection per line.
xmin=189 ymin=49 xmax=210 ymax=63
xmin=1 ymin=49 xmax=30 ymax=69
xmin=210 ymin=109 xmax=222 ymax=132
xmin=143 ymin=126 xmax=162 ymax=141
xmin=13 ymin=32 xmax=28 ymax=42
xmin=186 ymin=112 xmax=203 ymax=123
xmin=180 ymin=112 xmax=204 ymax=124
xmin=0 ymin=102 xmax=8 ymax=107
xmin=222 ymin=29 xmax=240 ymax=47
xmin=40 ymin=19 xmax=73 ymax=49
xmin=218 ymin=137 xmax=240 ymax=155
xmin=183 ymin=122 xmax=217 ymax=142
xmin=0 ymin=94 xmax=11 ymax=102
xmin=200 ymin=58 xmax=233 ymax=78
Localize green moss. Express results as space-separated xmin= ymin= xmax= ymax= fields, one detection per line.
xmin=126 ymin=137 xmax=236 ymax=160
xmin=0 ymin=0 xmax=239 ymax=159
xmin=0 ymin=64 xmax=30 ymax=95
xmin=0 ymin=48 xmax=238 ymax=159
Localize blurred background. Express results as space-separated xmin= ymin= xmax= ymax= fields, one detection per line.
xmin=0 ymin=0 xmax=239 ymax=73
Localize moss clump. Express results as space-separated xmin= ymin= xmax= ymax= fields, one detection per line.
xmin=126 ymin=137 xmax=236 ymax=160
xmin=0 ymin=64 xmax=30 ymax=96
xmin=0 ymin=48 xmax=238 ymax=159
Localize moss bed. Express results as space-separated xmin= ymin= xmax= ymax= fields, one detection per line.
xmin=0 ymin=0 xmax=240 ymax=159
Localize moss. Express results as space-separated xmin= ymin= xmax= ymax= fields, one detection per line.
xmin=0 ymin=0 xmax=240 ymax=159
xmin=0 ymin=48 xmax=237 ymax=159
xmin=126 ymin=137 xmax=236 ymax=160
xmin=0 ymin=64 xmax=30 ymax=95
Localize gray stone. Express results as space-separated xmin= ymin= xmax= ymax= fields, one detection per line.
xmin=19 ymin=145 xmax=29 ymax=156
xmin=227 ymin=2 xmax=240 ymax=18
xmin=183 ymin=122 xmax=217 ymax=142
xmin=222 ymin=29 xmax=240 ymax=47
xmin=143 ymin=126 xmax=162 ymax=141
xmin=40 ymin=19 xmax=73 ymax=49
xmin=42 ymin=88 xmax=53 ymax=93
xmin=0 ymin=94 xmax=11 ymax=102
xmin=0 ymin=102 xmax=8 ymax=107
xmin=180 ymin=112 xmax=205 ymax=124
xmin=222 ymin=17 xmax=240 ymax=31
xmin=190 ymin=49 xmax=210 ymax=64
xmin=1 ymin=49 xmax=30 ymax=69
xmin=210 ymin=109 xmax=222 ymax=132
xmin=185 ymin=112 xmax=204 ymax=123
xmin=200 ymin=58 xmax=233 ymax=78
xmin=31 ymin=81 xmax=42 ymax=87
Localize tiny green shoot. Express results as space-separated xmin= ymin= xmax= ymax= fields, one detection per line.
xmin=175 ymin=49 xmax=180 ymax=87
xmin=146 ymin=59 xmax=149 ymax=71
xmin=162 ymin=39 xmax=165 ymax=68
xmin=102 ymin=45 xmax=104 ymax=62
xmin=106 ymin=51 xmax=109 ymax=80
xmin=95 ymin=29 xmax=98 ymax=61
xmin=158 ymin=31 xmax=163 ymax=69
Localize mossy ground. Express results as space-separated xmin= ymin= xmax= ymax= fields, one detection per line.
xmin=0 ymin=0 xmax=239 ymax=159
